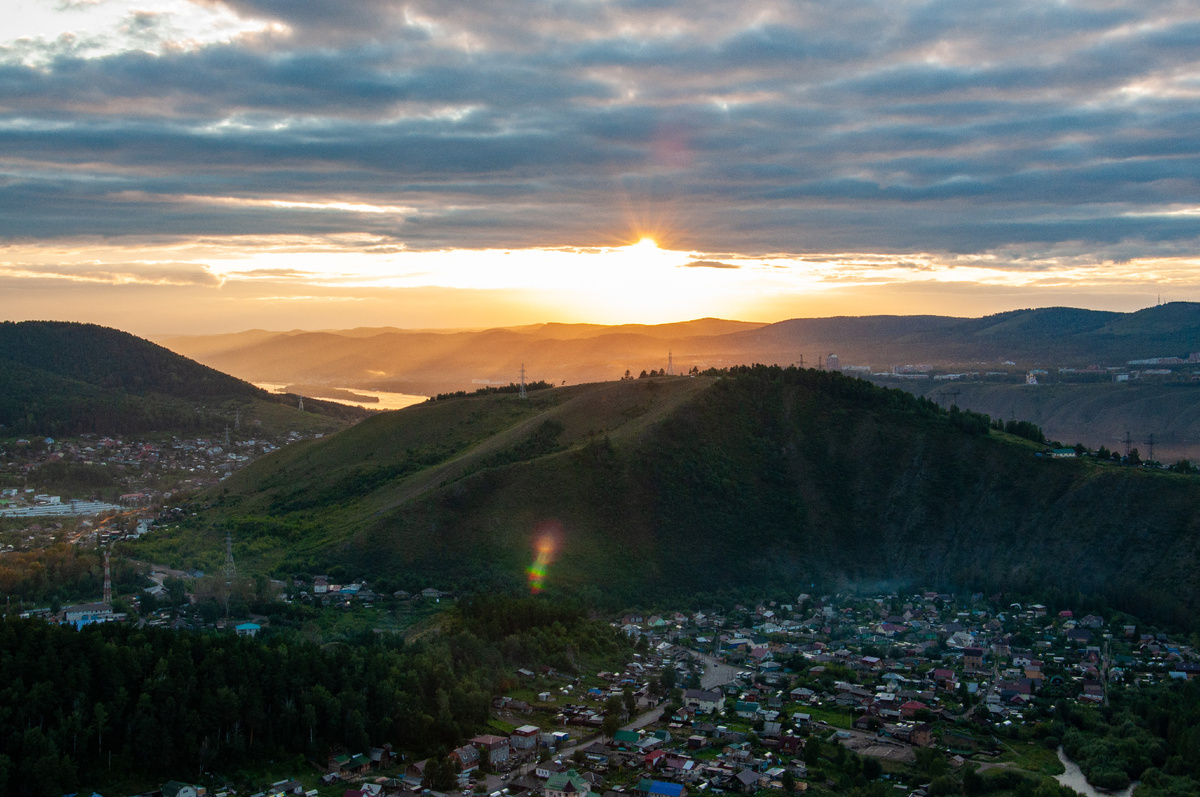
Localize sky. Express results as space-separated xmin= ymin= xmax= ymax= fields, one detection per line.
xmin=3 ymin=0 xmax=1200 ymax=334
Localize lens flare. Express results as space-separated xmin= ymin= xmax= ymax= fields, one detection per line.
xmin=527 ymin=521 xmax=563 ymax=594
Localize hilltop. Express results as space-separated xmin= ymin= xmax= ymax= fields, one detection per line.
xmin=0 ymin=321 xmax=370 ymax=436
xmin=140 ymin=368 xmax=1200 ymax=627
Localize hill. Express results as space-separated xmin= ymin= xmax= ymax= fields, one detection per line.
xmin=0 ymin=321 xmax=370 ymax=436
xmin=892 ymin=381 xmax=1200 ymax=464
xmin=158 ymin=304 xmax=1200 ymax=396
xmin=140 ymin=368 xmax=1200 ymax=627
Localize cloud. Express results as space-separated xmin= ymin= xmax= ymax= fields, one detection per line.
xmin=682 ymin=260 xmax=738 ymax=269
xmin=0 ymin=260 xmax=222 ymax=286
xmin=2 ymin=0 xmax=1200 ymax=267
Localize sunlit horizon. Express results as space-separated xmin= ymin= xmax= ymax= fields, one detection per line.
xmin=0 ymin=235 xmax=1190 ymax=337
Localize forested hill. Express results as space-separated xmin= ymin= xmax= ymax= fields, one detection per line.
xmin=151 ymin=367 xmax=1200 ymax=628
xmin=0 ymin=321 xmax=367 ymax=435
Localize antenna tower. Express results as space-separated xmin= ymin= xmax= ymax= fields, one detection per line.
xmin=1146 ymin=433 xmax=1155 ymax=463
xmin=519 ymin=364 xmax=527 ymax=398
xmin=298 ymin=395 xmax=304 ymax=412
xmin=102 ymin=549 xmax=112 ymax=606
xmin=1124 ymin=431 xmax=1133 ymax=458
xmin=667 ymin=350 xmax=675 ymax=376
xmin=234 ymin=408 xmax=241 ymax=431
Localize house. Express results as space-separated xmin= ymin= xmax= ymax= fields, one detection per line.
xmin=335 ymin=753 xmax=371 ymax=776
xmin=236 ymin=622 xmax=261 ymax=637
xmin=899 ymin=700 xmax=928 ymax=719
xmin=637 ymin=780 xmax=685 ymax=797
xmin=63 ymin=602 xmax=114 ymax=627
xmin=450 ymin=744 xmax=480 ymax=773
xmin=734 ymin=770 xmax=761 ymax=792
xmin=682 ymin=688 xmax=725 ymax=714
xmin=536 ymin=760 xmax=568 ymax=780
xmin=734 ymin=701 xmax=760 ymax=719
xmin=471 ymin=734 xmax=511 ymax=765
xmin=611 ymin=729 xmax=641 ymax=750
xmin=545 ymin=769 xmax=592 ymax=797
xmin=404 ymin=760 xmax=427 ymax=788
xmin=911 ymin=723 xmax=933 ymax=747
xmin=511 ymin=724 xmax=541 ymax=752
xmin=369 ymin=745 xmax=394 ymax=768
xmin=963 ymin=648 xmax=984 ymax=670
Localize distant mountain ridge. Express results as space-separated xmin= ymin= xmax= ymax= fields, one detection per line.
xmin=0 ymin=321 xmax=368 ymax=436
xmin=158 ymin=304 xmax=1200 ymax=395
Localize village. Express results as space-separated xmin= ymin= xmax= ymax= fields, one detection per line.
xmin=0 ymin=430 xmax=325 ymax=550
xmin=134 ymin=588 xmax=1199 ymax=797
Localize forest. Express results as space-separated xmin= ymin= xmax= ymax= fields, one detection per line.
xmin=0 ymin=595 xmax=630 ymax=797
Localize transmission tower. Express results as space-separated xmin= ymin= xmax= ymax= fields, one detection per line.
xmin=519 ymin=364 xmax=527 ymax=398
xmin=223 ymin=531 xmax=236 ymax=619
xmin=102 ymin=549 xmax=112 ymax=606
xmin=1145 ymin=433 xmax=1155 ymax=463
xmin=938 ymin=389 xmax=962 ymax=409
xmin=817 ymin=355 xmax=824 ymax=370
xmin=1124 ymin=431 xmax=1133 ymax=458
xmin=796 ymin=355 xmax=805 ymax=369
xmin=298 ymin=395 xmax=304 ymax=412
xmin=223 ymin=531 xmax=236 ymax=581
xmin=667 ymin=350 xmax=675 ymax=376
xmin=234 ymin=408 xmax=241 ymax=431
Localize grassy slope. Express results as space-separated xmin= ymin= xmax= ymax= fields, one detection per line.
xmin=147 ymin=371 xmax=1200 ymax=624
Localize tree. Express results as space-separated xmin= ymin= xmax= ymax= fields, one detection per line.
xmin=803 ymin=737 xmax=821 ymax=766
xmin=602 ymin=712 xmax=621 ymax=739
xmin=781 ymin=770 xmax=796 ymax=793
xmin=623 ymin=686 xmax=637 ymax=716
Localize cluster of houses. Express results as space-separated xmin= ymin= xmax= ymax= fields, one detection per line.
xmin=142 ymin=590 xmax=1200 ymax=797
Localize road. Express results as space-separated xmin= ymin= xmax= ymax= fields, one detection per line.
xmin=692 ymin=651 xmax=750 ymax=690
xmin=478 ymin=649 xmax=744 ymax=794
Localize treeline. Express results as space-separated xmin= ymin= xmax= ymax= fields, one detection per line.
xmin=430 ymin=381 xmax=554 ymax=401
xmin=0 ymin=595 xmax=625 ymax=796
xmin=1058 ymin=680 xmax=1200 ymax=795
xmin=0 ymin=546 xmax=141 ymax=607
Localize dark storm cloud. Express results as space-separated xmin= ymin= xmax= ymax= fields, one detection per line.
xmin=3 ymin=0 xmax=1200 ymax=259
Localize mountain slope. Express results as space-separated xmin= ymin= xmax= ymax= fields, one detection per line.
xmin=146 ymin=368 xmax=1200 ymax=627
xmin=158 ymin=304 xmax=1200 ymax=395
xmin=0 ymin=321 xmax=368 ymax=436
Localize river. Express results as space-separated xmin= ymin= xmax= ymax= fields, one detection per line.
xmin=254 ymin=382 xmax=427 ymax=411
xmin=1054 ymin=748 xmax=1137 ymax=797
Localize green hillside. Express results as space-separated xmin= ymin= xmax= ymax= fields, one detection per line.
xmin=143 ymin=368 xmax=1200 ymax=626
xmin=0 ymin=321 xmax=368 ymax=436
